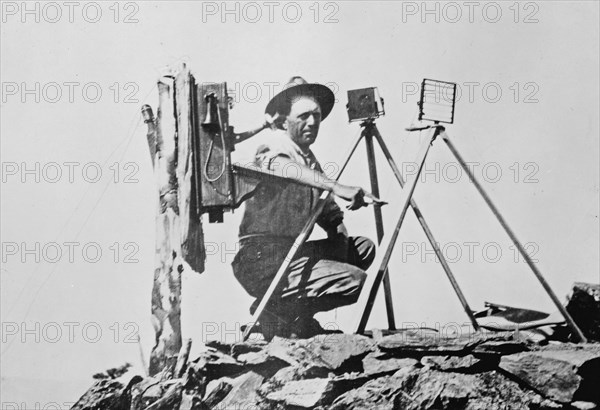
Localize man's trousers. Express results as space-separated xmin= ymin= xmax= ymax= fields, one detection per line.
xmin=231 ymin=235 xmax=376 ymax=323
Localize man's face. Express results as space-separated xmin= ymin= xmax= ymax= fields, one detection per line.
xmin=283 ymin=96 xmax=322 ymax=151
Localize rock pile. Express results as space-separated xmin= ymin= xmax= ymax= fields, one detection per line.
xmin=72 ymin=330 xmax=600 ymax=409
xmin=566 ymin=283 xmax=600 ymax=342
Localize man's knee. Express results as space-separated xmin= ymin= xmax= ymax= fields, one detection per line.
xmin=310 ymin=265 xmax=367 ymax=312
xmin=351 ymin=236 xmax=376 ymax=270
xmin=346 ymin=265 xmax=367 ymax=296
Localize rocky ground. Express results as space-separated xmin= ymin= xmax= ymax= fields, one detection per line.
xmin=72 ymin=329 xmax=600 ymax=410
xmin=72 ymin=283 xmax=600 ymax=409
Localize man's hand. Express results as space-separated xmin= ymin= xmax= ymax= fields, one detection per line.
xmin=265 ymin=112 xmax=285 ymax=130
xmin=333 ymin=183 xmax=366 ymax=210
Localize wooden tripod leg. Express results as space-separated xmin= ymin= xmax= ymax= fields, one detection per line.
xmin=242 ymin=132 xmax=364 ymax=341
xmin=364 ymin=130 xmax=396 ymax=330
xmin=242 ymin=193 xmax=330 ymax=341
xmin=355 ymin=126 xmax=441 ymax=334
xmin=372 ymin=126 xmax=481 ymax=331
xmin=442 ymin=132 xmax=588 ymax=343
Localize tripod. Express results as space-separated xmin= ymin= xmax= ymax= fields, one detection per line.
xmin=351 ymin=124 xmax=587 ymax=342
xmin=338 ymin=119 xmax=484 ymax=332
xmin=348 ymin=121 xmax=481 ymax=333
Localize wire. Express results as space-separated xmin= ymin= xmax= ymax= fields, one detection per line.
xmin=3 ymin=112 xmax=141 ymax=320
xmin=4 ymin=83 xmax=157 ymax=318
xmin=203 ymin=104 xmax=227 ymax=183
xmin=1 ymin=86 xmax=155 ymax=358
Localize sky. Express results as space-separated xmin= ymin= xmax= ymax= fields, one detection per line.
xmin=1 ymin=1 xmax=599 ymax=407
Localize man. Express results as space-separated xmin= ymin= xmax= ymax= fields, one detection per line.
xmin=231 ymin=77 xmax=376 ymax=340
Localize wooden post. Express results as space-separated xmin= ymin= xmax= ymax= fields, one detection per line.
xmin=144 ymin=64 xmax=206 ymax=376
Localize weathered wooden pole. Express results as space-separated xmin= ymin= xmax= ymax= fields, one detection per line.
xmin=142 ymin=64 xmax=205 ymax=376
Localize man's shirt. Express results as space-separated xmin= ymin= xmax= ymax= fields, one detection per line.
xmin=238 ymin=132 xmax=344 ymax=240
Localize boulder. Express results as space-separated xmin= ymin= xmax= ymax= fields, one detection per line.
xmin=304 ymin=333 xmax=376 ymax=371
xmin=202 ymin=378 xmax=232 ymax=408
xmin=566 ymin=282 xmax=600 ymax=342
xmin=71 ymin=378 xmax=130 ymax=410
xmin=330 ymin=366 xmax=419 ymax=409
xmin=231 ymin=340 xmax=268 ymax=357
xmin=266 ymin=377 xmax=333 ymax=408
xmin=471 ymin=339 xmax=530 ymax=356
xmin=143 ymin=381 xmax=183 ymax=410
xmin=393 ymin=369 xmax=558 ymax=410
xmin=361 ymin=352 xmax=418 ymax=376
xmin=236 ymin=349 xmax=289 ymax=377
xmin=420 ymin=354 xmax=482 ymax=372
xmin=333 ymin=366 xmax=560 ymax=410
xmin=268 ymin=366 xmax=299 ymax=385
xmin=204 ymin=339 xmax=268 ymax=358
xmin=128 ymin=377 xmax=170 ymax=410
xmin=265 ymin=334 xmax=375 ymax=375
xmin=377 ymin=330 xmax=479 ymax=354
xmin=499 ymin=346 xmax=600 ymax=403
xmin=571 ymin=402 xmax=598 ymax=410
xmin=190 ymin=350 xmax=244 ymax=380
xmin=265 ymin=372 xmax=371 ymax=408
xmin=178 ymin=392 xmax=204 ymax=410
xmin=215 ymin=371 xmax=263 ymax=409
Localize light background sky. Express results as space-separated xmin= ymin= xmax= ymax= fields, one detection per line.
xmin=1 ymin=1 xmax=599 ymax=407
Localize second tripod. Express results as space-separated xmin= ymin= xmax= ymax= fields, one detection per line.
xmin=345 ymin=119 xmax=481 ymax=333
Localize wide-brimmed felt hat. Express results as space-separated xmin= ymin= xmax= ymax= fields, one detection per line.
xmin=265 ymin=76 xmax=335 ymax=122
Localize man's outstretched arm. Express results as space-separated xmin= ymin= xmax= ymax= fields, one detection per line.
xmin=268 ymin=156 xmax=367 ymax=210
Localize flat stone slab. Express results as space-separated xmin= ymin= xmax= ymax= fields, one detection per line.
xmin=304 ymin=333 xmax=376 ymax=370
xmin=362 ymin=352 xmax=418 ymax=376
xmin=217 ymin=371 xmax=264 ymax=409
xmin=472 ymin=340 xmax=530 ymax=355
xmin=333 ymin=367 xmax=558 ymax=410
xmin=499 ymin=346 xmax=600 ymax=403
xmin=265 ymin=334 xmax=375 ymax=373
xmin=190 ymin=350 xmax=244 ymax=379
xmin=71 ymin=379 xmax=126 ymax=410
xmin=202 ymin=378 xmax=232 ymax=408
xmin=377 ymin=331 xmax=479 ymax=354
xmin=266 ymin=377 xmax=333 ymax=408
xmin=265 ymin=372 xmax=371 ymax=408
xmin=330 ymin=366 xmax=419 ymax=410
xmin=421 ymin=354 xmax=482 ymax=372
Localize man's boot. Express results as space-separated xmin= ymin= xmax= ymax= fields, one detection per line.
xmin=249 ymin=299 xmax=294 ymax=341
xmin=289 ymin=316 xmax=343 ymax=339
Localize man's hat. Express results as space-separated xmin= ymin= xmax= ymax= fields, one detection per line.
xmin=265 ymin=76 xmax=335 ymax=121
